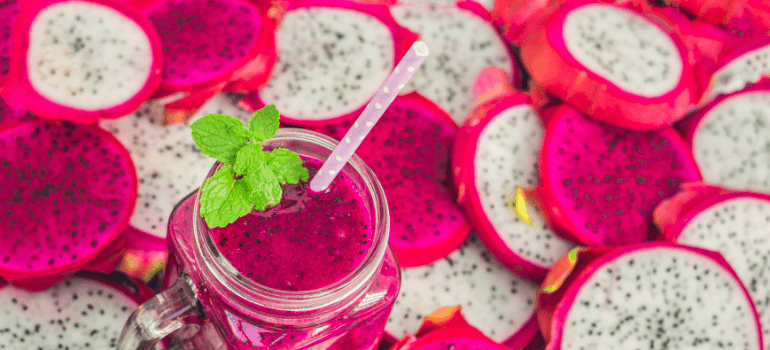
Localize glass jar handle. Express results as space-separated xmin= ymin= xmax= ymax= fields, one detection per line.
xmin=118 ymin=273 xmax=202 ymax=350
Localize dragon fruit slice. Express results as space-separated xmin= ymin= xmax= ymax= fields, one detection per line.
xmin=519 ymin=1 xmax=696 ymax=130
xmin=390 ymin=3 xmax=519 ymax=125
xmin=679 ymin=81 xmax=770 ymax=194
xmin=453 ymin=91 xmax=575 ymax=282
xmin=536 ymin=105 xmax=701 ymax=246
xmin=697 ymin=37 xmax=770 ymax=104
xmin=667 ymin=0 xmax=770 ymax=37
xmin=132 ymin=0 xmax=276 ymax=124
xmin=310 ymin=93 xmax=470 ymax=267
xmin=655 ymin=189 xmax=770 ymax=349
xmin=101 ymin=93 xmax=252 ymax=239
xmin=1 ymin=0 xmax=162 ymax=123
xmin=386 ymin=235 xmax=540 ymax=347
xmin=0 ymin=0 xmax=19 ymax=86
xmin=0 ymin=120 xmax=137 ymax=290
xmin=0 ymin=273 xmax=150 ymax=349
xmin=240 ymin=0 xmax=416 ymax=126
xmin=0 ymin=96 xmax=31 ymax=124
xmin=538 ymin=243 xmax=763 ymax=348
xmin=388 ymin=307 xmax=525 ymax=350
xmin=397 ymin=0 xmax=496 ymax=13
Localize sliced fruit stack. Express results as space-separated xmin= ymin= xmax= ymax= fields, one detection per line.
xmin=1 ymin=0 xmax=770 ymax=348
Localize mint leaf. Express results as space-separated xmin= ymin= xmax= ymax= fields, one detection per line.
xmin=191 ymin=114 xmax=250 ymax=165
xmin=248 ymin=104 xmax=280 ymax=143
xmin=242 ymin=166 xmax=282 ymax=211
xmin=199 ymin=167 xmax=253 ymax=228
xmin=233 ymin=144 xmax=265 ymax=176
xmin=267 ymin=148 xmax=309 ymax=184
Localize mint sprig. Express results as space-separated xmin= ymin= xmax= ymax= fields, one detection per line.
xmin=191 ymin=105 xmax=309 ymax=228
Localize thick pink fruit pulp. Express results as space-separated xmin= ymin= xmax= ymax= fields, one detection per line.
xmin=210 ymin=157 xmax=373 ymax=291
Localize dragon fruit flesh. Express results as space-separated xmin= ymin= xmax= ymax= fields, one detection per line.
xmin=386 ymin=235 xmax=540 ymax=348
xmin=679 ymin=81 xmax=770 ymax=194
xmin=137 ymin=0 xmax=276 ymax=124
xmin=697 ymin=37 xmax=770 ymax=104
xmin=538 ymin=243 xmax=763 ymax=349
xmin=390 ymin=3 xmax=519 ymax=125
xmin=397 ymin=0 xmax=496 ymax=13
xmin=0 ymin=0 xmax=19 ymax=86
xmin=667 ymin=0 xmax=770 ymax=37
xmin=310 ymin=93 xmax=471 ymax=267
xmin=101 ymin=93 xmax=253 ymax=239
xmin=536 ymin=105 xmax=702 ymax=246
xmin=0 ymin=120 xmax=137 ymax=290
xmin=519 ymin=1 xmax=696 ymax=130
xmin=0 ymin=273 xmax=150 ymax=349
xmin=453 ymin=91 xmax=575 ymax=282
xmin=241 ymin=0 xmax=417 ymax=126
xmin=387 ymin=307 xmax=526 ymax=350
xmin=654 ymin=188 xmax=770 ymax=349
xmin=0 ymin=96 xmax=31 ymax=124
xmin=1 ymin=0 xmax=163 ymax=123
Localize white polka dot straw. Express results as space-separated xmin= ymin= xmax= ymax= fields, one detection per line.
xmin=309 ymin=41 xmax=429 ymax=192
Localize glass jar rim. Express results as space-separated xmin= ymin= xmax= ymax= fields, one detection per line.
xmin=190 ymin=128 xmax=390 ymax=322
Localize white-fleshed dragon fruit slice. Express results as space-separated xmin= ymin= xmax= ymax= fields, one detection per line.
xmin=101 ymin=93 xmax=253 ymax=239
xmin=386 ymin=235 xmax=541 ymax=348
xmin=390 ymin=3 xmax=520 ymax=124
xmin=1 ymin=0 xmax=163 ymax=123
xmin=655 ymin=186 xmax=770 ymax=350
xmin=453 ymin=88 xmax=575 ymax=282
xmin=519 ymin=1 xmax=696 ymax=130
xmin=0 ymin=273 xmax=152 ymax=349
xmin=538 ymin=243 xmax=763 ymax=349
xmin=679 ymin=80 xmax=770 ymax=194
xmin=240 ymin=0 xmax=417 ymax=126
xmin=697 ymin=37 xmax=770 ymax=104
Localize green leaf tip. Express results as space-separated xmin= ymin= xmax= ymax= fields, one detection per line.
xmin=190 ymin=105 xmax=309 ymax=228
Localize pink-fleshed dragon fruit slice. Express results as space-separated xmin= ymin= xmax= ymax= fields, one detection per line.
xmin=679 ymin=80 xmax=770 ymax=194
xmin=0 ymin=120 xmax=137 ymax=290
xmin=386 ymin=235 xmax=541 ymax=348
xmin=128 ymin=0 xmax=277 ymax=125
xmin=666 ymin=0 xmax=770 ymax=37
xmin=0 ymin=0 xmax=163 ymax=123
xmin=537 ymin=243 xmax=763 ymax=349
xmin=654 ymin=187 xmax=770 ymax=349
xmin=519 ymin=1 xmax=697 ymax=130
xmin=100 ymin=93 xmax=253 ymax=239
xmin=240 ymin=0 xmax=417 ymax=126
xmin=453 ymin=78 xmax=575 ymax=282
xmin=390 ymin=2 xmax=520 ymax=125
xmin=534 ymin=105 xmax=702 ymax=246
xmin=310 ymin=93 xmax=471 ymax=267
xmin=0 ymin=273 xmax=152 ymax=349
xmin=0 ymin=96 xmax=31 ymax=124
xmin=0 ymin=0 xmax=20 ymax=87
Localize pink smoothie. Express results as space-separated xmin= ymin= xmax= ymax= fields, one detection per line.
xmin=209 ymin=157 xmax=373 ymax=291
